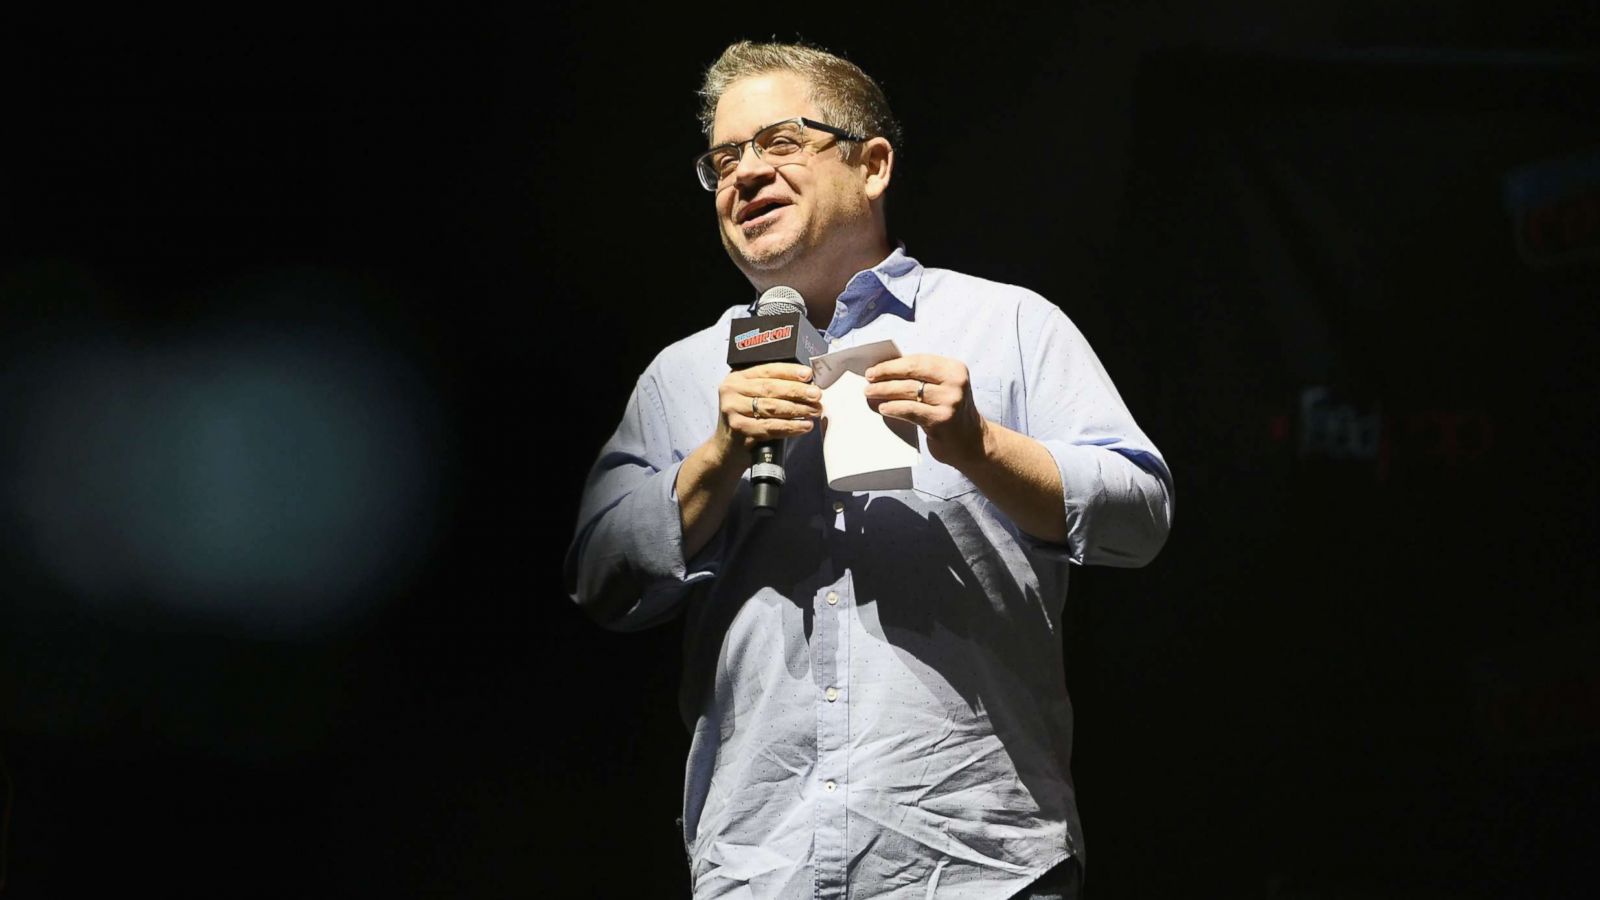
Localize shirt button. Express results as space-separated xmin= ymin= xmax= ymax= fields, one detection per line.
xmin=832 ymin=500 xmax=845 ymax=513
xmin=824 ymin=780 xmax=837 ymax=792
xmin=825 ymin=686 xmax=839 ymax=702
xmin=826 ymin=591 xmax=839 ymax=606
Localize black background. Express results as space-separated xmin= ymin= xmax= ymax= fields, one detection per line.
xmin=3 ymin=4 xmax=1599 ymax=898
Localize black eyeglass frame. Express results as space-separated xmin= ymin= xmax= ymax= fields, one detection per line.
xmin=694 ymin=117 xmax=867 ymax=191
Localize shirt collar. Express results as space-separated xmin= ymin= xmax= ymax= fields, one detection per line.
xmin=860 ymin=244 xmax=922 ymax=313
xmin=743 ymin=245 xmax=924 ymax=339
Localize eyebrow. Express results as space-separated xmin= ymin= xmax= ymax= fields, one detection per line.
xmin=708 ymin=118 xmax=801 ymax=149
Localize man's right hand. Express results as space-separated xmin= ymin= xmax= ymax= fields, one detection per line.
xmin=710 ymin=363 xmax=821 ymax=461
xmin=676 ymin=363 xmax=819 ymax=556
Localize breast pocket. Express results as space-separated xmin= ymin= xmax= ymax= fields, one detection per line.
xmin=910 ymin=376 xmax=1006 ymax=501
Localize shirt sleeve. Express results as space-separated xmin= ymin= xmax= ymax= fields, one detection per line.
xmin=1016 ymin=294 xmax=1174 ymax=567
xmin=563 ymin=368 xmax=726 ymax=630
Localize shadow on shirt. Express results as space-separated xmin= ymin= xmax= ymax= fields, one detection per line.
xmin=846 ymin=492 xmax=1073 ymax=822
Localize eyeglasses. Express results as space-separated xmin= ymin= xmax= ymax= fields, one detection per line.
xmin=694 ymin=117 xmax=866 ymax=191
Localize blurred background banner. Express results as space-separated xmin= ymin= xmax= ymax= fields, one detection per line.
xmin=1506 ymin=147 xmax=1600 ymax=268
xmin=2 ymin=5 xmax=1597 ymax=898
xmin=1078 ymin=45 xmax=1600 ymax=898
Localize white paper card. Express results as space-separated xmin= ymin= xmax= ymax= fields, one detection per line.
xmin=811 ymin=340 xmax=919 ymax=491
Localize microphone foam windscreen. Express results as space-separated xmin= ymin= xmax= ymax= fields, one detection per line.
xmin=756 ymin=286 xmax=806 ymax=317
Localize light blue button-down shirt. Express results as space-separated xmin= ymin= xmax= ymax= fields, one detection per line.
xmin=566 ymin=248 xmax=1172 ymax=899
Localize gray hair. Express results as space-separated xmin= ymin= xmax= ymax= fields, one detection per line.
xmin=696 ymin=40 xmax=903 ymax=157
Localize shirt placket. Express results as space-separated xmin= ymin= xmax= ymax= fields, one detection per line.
xmin=812 ymin=492 xmax=854 ymax=899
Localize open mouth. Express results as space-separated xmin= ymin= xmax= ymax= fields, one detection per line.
xmin=738 ymin=198 xmax=788 ymax=226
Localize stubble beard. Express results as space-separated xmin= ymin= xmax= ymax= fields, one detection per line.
xmin=726 ymin=218 xmax=803 ymax=274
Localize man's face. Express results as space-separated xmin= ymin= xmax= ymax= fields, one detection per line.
xmin=710 ymin=72 xmax=871 ymax=280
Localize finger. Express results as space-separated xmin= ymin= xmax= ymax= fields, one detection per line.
xmin=736 ymin=396 xmax=822 ymax=420
xmin=873 ymin=400 xmax=937 ymax=427
xmin=865 ymin=355 xmax=950 ymax=383
xmin=744 ymin=378 xmax=823 ymax=405
xmin=729 ymin=413 xmax=816 ymax=439
xmin=863 ymin=378 xmax=927 ymax=404
xmin=737 ymin=363 xmax=814 ymax=383
xmin=729 ymin=389 xmax=819 ymax=419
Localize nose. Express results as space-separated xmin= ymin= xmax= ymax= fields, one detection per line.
xmin=731 ymin=140 xmax=774 ymax=187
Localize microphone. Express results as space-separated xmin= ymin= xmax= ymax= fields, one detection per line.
xmin=726 ymin=286 xmax=828 ymax=515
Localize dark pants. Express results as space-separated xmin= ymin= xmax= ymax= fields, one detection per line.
xmin=1010 ymin=856 xmax=1083 ymax=900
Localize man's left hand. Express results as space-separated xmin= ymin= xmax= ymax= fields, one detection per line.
xmin=863 ymin=354 xmax=991 ymax=469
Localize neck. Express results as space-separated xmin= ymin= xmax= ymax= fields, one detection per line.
xmin=754 ymin=237 xmax=893 ymax=332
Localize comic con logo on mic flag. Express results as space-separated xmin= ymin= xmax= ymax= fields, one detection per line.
xmin=734 ymin=324 xmax=795 ymax=350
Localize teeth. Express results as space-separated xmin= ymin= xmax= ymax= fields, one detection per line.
xmin=746 ymin=204 xmax=779 ymax=222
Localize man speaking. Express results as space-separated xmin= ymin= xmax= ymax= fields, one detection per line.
xmin=565 ymin=40 xmax=1173 ymax=900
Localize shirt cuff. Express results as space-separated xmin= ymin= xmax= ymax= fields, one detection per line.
xmin=1033 ymin=439 xmax=1172 ymax=567
xmin=570 ymin=459 xmax=723 ymax=630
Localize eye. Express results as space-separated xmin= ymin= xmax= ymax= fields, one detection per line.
xmin=710 ymin=150 xmax=739 ymax=175
xmin=763 ymin=135 xmax=802 ymax=156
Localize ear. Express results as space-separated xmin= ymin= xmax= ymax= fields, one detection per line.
xmin=859 ymin=137 xmax=894 ymax=201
